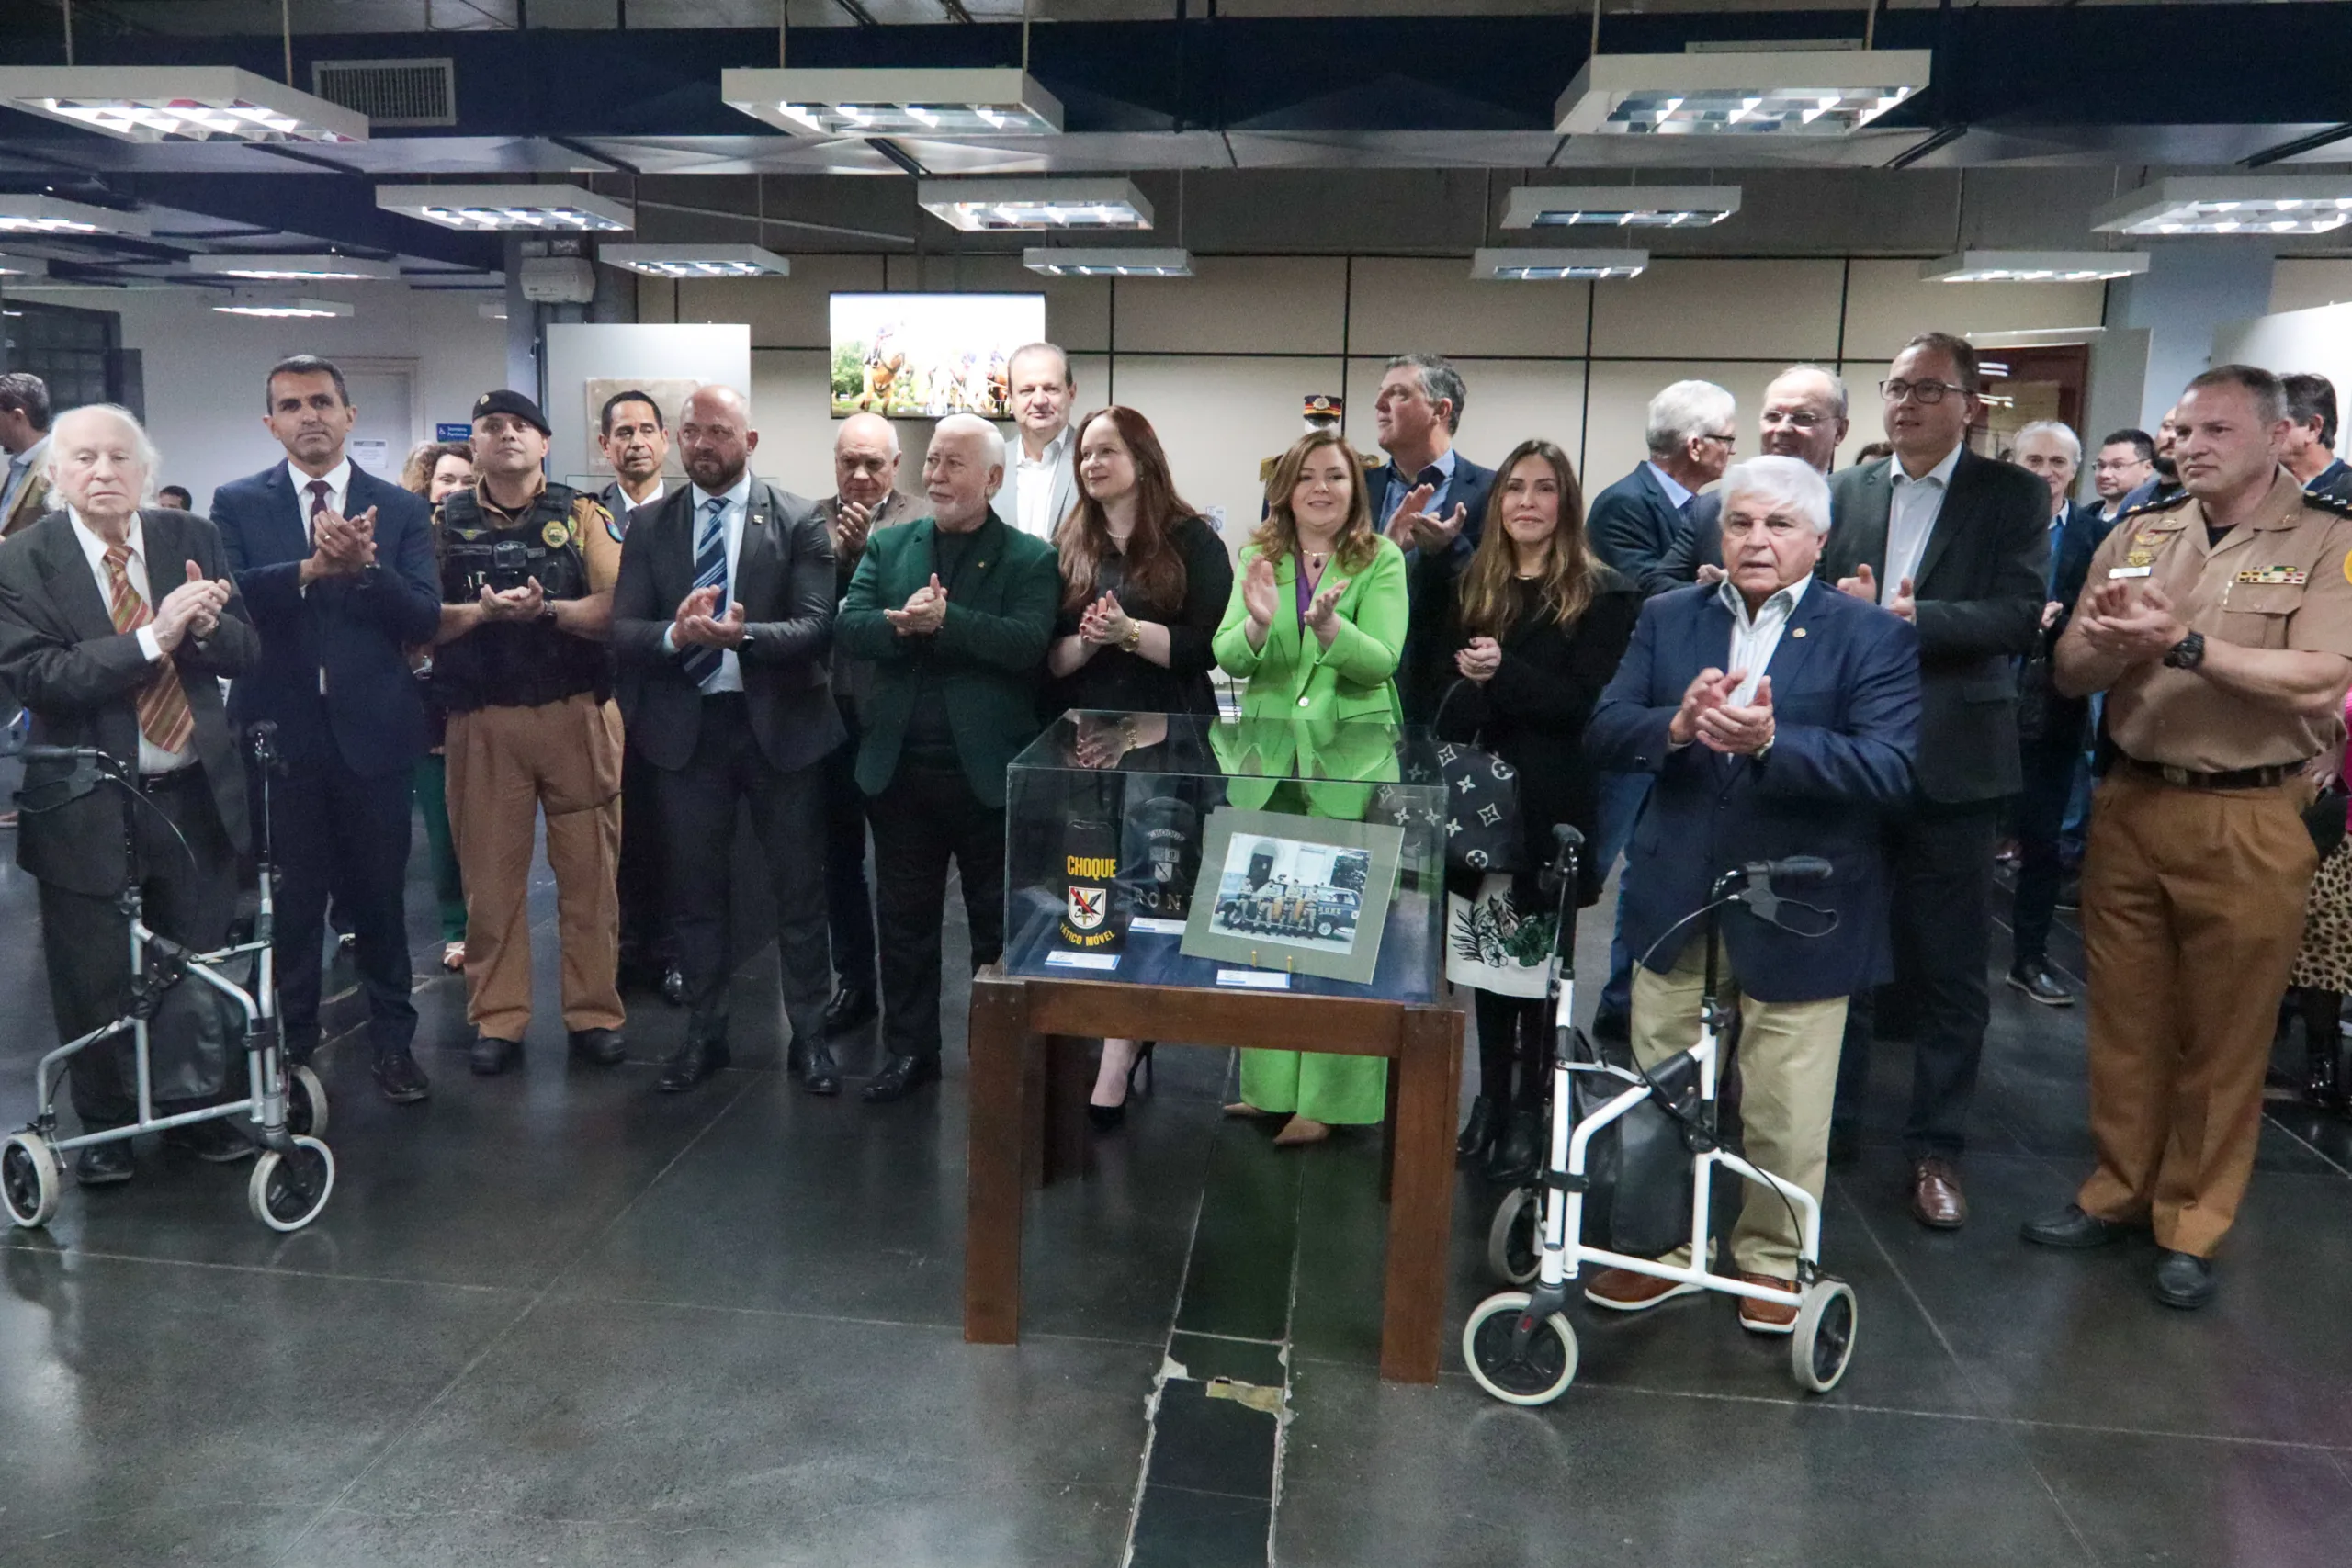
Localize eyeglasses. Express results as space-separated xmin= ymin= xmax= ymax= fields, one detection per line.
xmin=1761 ymin=410 xmax=1826 ymax=430
xmin=1880 ymin=378 xmax=1966 ymax=406
xmin=1699 ymin=430 xmax=1738 ymax=447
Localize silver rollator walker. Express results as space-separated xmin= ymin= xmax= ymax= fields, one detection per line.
xmin=1463 ymin=825 xmax=1859 ymax=1405
xmin=1 ymin=722 xmax=334 ymax=1233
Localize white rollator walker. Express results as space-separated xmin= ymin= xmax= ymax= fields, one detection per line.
xmin=1 ymin=723 xmax=334 ymax=1233
xmin=1463 ymin=825 xmax=1859 ymax=1404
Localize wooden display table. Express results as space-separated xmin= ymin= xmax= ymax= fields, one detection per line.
xmin=962 ymin=964 xmax=1464 ymax=1383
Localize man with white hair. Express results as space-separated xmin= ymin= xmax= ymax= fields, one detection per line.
xmin=0 ymin=405 xmax=260 ymax=1183
xmin=816 ymin=412 xmax=922 ymax=1039
xmin=1585 ymin=456 xmax=1920 ymax=1329
xmin=837 ymin=412 xmax=1059 ymax=1103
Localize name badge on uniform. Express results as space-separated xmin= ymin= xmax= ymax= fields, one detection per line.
xmin=2235 ymin=566 xmax=2309 ymax=585
xmin=2108 ymin=565 xmax=2154 ymax=579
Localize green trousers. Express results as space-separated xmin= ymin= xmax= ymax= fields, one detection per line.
xmin=412 ymin=753 xmax=467 ymax=944
xmin=1238 ymin=1047 xmax=1387 ymax=1125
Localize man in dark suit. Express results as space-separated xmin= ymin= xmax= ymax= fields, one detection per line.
xmin=1665 ymin=366 xmax=1849 ymax=585
xmin=611 ymin=386 xmax=843 ymax=1095
xmin=594 ymin=389 xmax=684 ymax=1006
xmin=1370 ymin=355 xmax=1496 ymax=723
xmin=1584 ymin=454 xmax=1918 ymax=1327
xmin=1823 ymin=331 xmax=2049 ymax=1229
xmin=1583 ymin=378 xmax=1740 ymax=1041
xmin=2007 ymin=422 xmax=2107 ymax=1007
xmin=0 ymin=404 xmax=260 ymax=1182
xmin=2282 ymin=372 xmax=2352 ymax=503
xmin=210 ymin=355 xmax=443 ymax=1105
xmin=837 ymin=413 xmax=1059 ymax=1104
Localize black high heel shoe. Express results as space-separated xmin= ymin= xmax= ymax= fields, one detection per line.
xmin=1090 ymin=1041 xmax=1157 ymax=1132
xmin=1456 ymin=1095 xmax=1499 ymax=1167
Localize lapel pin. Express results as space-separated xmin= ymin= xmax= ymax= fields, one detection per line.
xmin=1791 ymin=626 xmax=1807 ymax=638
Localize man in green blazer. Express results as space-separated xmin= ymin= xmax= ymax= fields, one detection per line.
xmin=837 ymin=412 xmax=1059 ymax=1103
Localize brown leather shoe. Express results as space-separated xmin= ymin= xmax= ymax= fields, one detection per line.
xmin=1909 ymin=1156 xmax=1967 ymax=1230
xmin=1736 ymin=1272 xmax=1802 ymax=1334
xmin=1583 ymin=1265 xmax=1702 ymax=1313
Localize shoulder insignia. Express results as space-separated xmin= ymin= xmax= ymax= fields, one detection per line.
xmin=2305 ymin=491 xmax=2352 ymax=520
xmin=2120 ymin=491 xmax=2191 ymax=520
xmin=605 ymin=511 xmax=627 ymax=544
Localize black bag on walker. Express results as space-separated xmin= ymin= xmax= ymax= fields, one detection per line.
xmin=1568 ymin=1039 xmax=1702 ymax=1258
xmin=143 ymin=969 xmax=246 ymax=1104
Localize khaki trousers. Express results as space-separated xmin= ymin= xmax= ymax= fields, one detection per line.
xmin=2076 ymin=772 xmax=2314 ymax=1256
xmin=446 ymin=693 xmax=626 ymax=1042
xmin=1633 ymin=938 xmax=1849 ymax=1280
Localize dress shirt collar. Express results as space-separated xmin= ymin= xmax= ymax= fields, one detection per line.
xmin=1716 ymin=570 xmax=1809 ymax=628
xmin=1017 ymin=426 xmax=1071 ymax=468
xmin=67 ymin=505 xmax=145 ymax=574
xmin=287 ymin=456 xmax=353 ymax=504
xmin=1891 ymin=441 xmax=1963 ymax=492
xmin=613 ymin=476 xmax=666 ymax=510
xmin=691 ymin=470 xmax=753 ymax=516
xmin=1645 ymin=460 xmax=1694 ymax=511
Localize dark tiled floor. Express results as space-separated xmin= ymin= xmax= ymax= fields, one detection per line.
xmin=1 ymin=822 xmax=2349 ymax=1566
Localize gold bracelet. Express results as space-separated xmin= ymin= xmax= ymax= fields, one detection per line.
xmin=1122 ymin=621 xmax=1144 ymax=653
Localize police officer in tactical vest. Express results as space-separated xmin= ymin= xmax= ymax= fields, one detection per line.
xmin=432 ymin=390 xmax=629 ymax=1075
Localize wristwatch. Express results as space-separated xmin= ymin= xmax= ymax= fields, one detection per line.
xmin=2162 ymin=631 xmax=2206 ymax=671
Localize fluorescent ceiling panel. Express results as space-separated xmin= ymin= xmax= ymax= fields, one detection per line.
xmin=1023 ymin=247 xmax=1192 ymax=277
xmin=2091 ymin=177 xmax=2352 ymax=236
xmin=598 ymin=243 xmax=790 ymax=279
xmin=1503 ymin=185 xmax=1740 ymax=228
xmin=0 ymin=254 xmax=48 ymax=278
xmin=376 ymin=184 xmax=633 ymax=232
xmin=1970 ymin=327 xmax=2108 ymax=348
xmin=213 ymin=296 xmax=355 ymax=319
xmin=1555 ymin=49 xmax=1930 ymax=137
xmin=1922 ymin=250 xmax=2150 ymax=284
xmin=191 ymin=253 xmax=401 ymax=282
xmin=0 ymin=65 xmax=368 ymax=143
xmin=919 ymin=179 xmax=1151 ymax=232
xmin=721 ymin=68 xmax=1061 ymax=138
xmin=0 ymin=195 xmax=150 ymax=237
xmin=1471 ymin=248 xmax=1647 ymax=281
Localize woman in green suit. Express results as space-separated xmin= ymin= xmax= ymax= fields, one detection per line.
xmin=1212 ymin=428 xmax=1409 ymax=1145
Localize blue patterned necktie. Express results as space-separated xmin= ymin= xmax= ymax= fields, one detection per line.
xmin=680 ymin=495 xmax=729 ymax=689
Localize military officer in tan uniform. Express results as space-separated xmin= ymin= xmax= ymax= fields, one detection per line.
xmin=433 ymin=390 xmax=629 ymax=1076
xmin=2026 ymin=365 xmax=2352 ymax=1309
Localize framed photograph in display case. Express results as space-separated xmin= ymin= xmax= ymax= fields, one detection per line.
xmin=1180 ymin=806 xmax=1406 ymax=987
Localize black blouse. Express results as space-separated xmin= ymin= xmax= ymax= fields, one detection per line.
xmin=1433 ymin=566 xmax=1643 ymax=904
xmin=1047 ymin=514 xmax=1235 ymax=718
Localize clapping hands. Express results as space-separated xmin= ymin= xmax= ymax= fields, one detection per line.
xmin=305 ymin=504 xmax=379 ymax=581
xmin=153 ymin=559 xmax=232 ymax=653
xmin=671 ymin=583 xmax=748 ymax=648
xmin=885 ymin=573 xmax=950 ymax=637
xmin=1668 ymin=666 xmax=1776 ymax=756
xmin=1077 ymin=591 xmax=1134 ymax=648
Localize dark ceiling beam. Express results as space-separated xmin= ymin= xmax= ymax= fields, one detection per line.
xmin=1884 ymin=124 xmax=1967 ymax=171
xmin=832 ymin=0 xmax=880 ymax=24
xmin=936 ymin=0 xmax=976 ymax=22
xmin=2243 ymin=122 xmax=2352 ymax=168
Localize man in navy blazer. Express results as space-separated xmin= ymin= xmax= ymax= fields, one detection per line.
xmin=1584 ymin=455 xmax=1917 ymax=1329
xmin=1367 ymin=354 xmax=1496 ymax=722
xmin=210 ymin=355 xmax=444 ymax=1104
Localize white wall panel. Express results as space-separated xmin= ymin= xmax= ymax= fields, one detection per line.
xmin=1113 ymin=257 xmax=1348 ymax=355
xmin=1590 ymin=260 xmax=1843 ymax=362
xmin=1839 ymin=259 xmax=2108 ymax=364
xmin=1347 ymin=259 xmax=1589 ymax=359
xmin=1111 ymin=355 xmax=1346 ymax=554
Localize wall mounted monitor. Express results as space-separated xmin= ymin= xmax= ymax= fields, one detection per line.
xmin=830 ymin=292 xmax=1046 ymax=420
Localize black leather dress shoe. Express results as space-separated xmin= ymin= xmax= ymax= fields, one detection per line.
xmin=469 ymin=1034 xmax=521 ymax=1076
xmin=568 ymin=1027 xmax=627 ymax=1066
xmin=823 ymin=987 xmax=878 ymax=1036
xmin=2154 ymin=1249 xmax=2218 ymax=1310
xmin=658 ymin=1038 xmax=730 ymax=1093
xmin=164 ymin=1118 xmax=255 ymax=1164
xmin=75 ymin=1140 xmax=134 ymax=1186
xmin=1455 ymin=1094 xmax=1499 ymax=1166
xmin=1484 ymin=1108 xmax=1542 ymax=1186
xmin=862 ymin=1053 xmax=942 ymax=1103
xmin=792 ymin=1040 xmax=842 ymax=1097
xmin=373 ymin=1049 xmax=432 ymax=1104
xmin=2020 ymin=1203 xmax=2132 ymax=1249
xmin=2006 ymin=961 xmax=2076 ymax=1008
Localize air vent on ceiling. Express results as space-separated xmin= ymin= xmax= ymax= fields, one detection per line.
xmin=311 ymin=58 xmax=456 ymax=129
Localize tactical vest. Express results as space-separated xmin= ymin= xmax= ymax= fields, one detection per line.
xmin=434 ymin=480 xmax=611 ymax=713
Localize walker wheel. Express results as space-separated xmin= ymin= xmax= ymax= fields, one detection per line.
xmin=1463 ymin=1292 xmax=1578 ymax=1406
xmin=1485 ymin=1185 xmax=1541 ymax=1287
xmin=1790 ymin=1278 xmax=1859 ymax=1393
xmin=1 ymin=1133 xmax=61 ymax=1229
xmin=247 ymin=1135 xmax=335 ymax=1233
xmin=285 ymin=1064 xmax=328 ymax=1141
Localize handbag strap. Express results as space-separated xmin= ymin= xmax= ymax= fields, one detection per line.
xmin=1432 ymin=676 xmax=1482 ymax=749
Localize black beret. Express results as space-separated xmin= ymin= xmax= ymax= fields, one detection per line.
xmin=471 ymin=389 xmax=550 ymax=436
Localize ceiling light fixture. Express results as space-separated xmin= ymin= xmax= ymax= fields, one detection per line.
xmin=2091 ymin=177 xmax=2352 ymax=236
xmin=0 ymin=195 xmax=150 ymax=237
xmin=0 ymin=65 xmax=367 ymax=143
xmin=376 ymin=184 xmax=633 ymax=232
xmin=1471 ymin=248 xmax=1647 ymax=282
xmin=1921 ymin=250 xmax=2151 ymax=284
xmin=1503 ymin=185 xmax=1741 ymax=229
xmin=721 ymin=68 xmax=1062 ymax=138
xmin=0 ymin=254 xmax=48 ymax=278
xmin=212 ymin=295 xmax=355 ymax=320
xmin=919 ymin=179 xmax=1151 ymax=232
xmin=1555 ymin=50 xmax=1930 ymax=137
xmin=1023 ymin=247 xmax=1192 ymax=278
xmin=191 ymin=253 xmax=401 ymax=282
xmin=598 ymin=243 xmax=791 ymax=279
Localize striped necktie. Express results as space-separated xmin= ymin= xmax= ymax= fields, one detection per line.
xmin=680 ymin=495 xmax=729 ymax=689
xmin=102 ymin=544 xmax=197 ymax=755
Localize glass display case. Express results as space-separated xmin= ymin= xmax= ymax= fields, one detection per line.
xmin=1003 ymin=712 xmax=1449 ymax=1002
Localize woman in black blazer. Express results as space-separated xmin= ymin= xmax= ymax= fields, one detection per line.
xmin=1046 ymin=405 xmax=1236 ymax=1130
xmin=1433 ymin=437 xmax=1641 ymax=1181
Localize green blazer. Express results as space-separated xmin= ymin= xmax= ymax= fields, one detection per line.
xmin=837 ymin=512 xmax=1059 ymax=808
xmin=1213 ymin=535 xmax=1409 ymax=722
